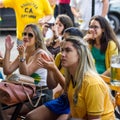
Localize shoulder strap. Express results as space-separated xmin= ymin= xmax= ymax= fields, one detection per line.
xmin=36 ymin=49 xmax=43 ymax=54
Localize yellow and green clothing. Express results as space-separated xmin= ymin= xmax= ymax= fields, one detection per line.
xmin=68 ymin=72 xmax=115 ymax=119
xmin=3 ymin=0 xmax=53 ymax=40
xmin=90 ymin=40 xmax=118 ymax=74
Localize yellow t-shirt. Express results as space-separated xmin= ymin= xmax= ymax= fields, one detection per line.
xmin=68 ymin=72 xmax=115 ymax=120
xmin=54 ymin=52 xmax=65 ymax=98
xmin=55 ymin=52 xmax=65 ymax=75
xmin=3 ymin=0 xmax=53 ymax=40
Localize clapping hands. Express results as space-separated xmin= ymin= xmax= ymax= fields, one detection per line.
xmin=17 ymin=43 xmax=26 ymax=56
xmin=5 ymin=35 xmax=14 ymax=51
xmin=37 ymin=54 xmax=56 ymax=71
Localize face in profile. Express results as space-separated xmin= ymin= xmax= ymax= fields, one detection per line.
xmin=61 ymin=41 xmax=79 ymax=68
xmin=54 ymin=18 xmax=64 ymax=36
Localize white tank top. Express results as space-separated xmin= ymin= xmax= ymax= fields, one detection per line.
xmin=30 ymin=49 xmax=49 ymax=87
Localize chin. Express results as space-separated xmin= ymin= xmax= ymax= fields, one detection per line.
xmin=62 ymin=64 xmax=68 ymax=68
xmin=25 ymin=43 xmax=30 ymax=46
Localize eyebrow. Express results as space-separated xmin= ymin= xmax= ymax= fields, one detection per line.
xmin=61 ymin=46 xmax=74 ymax=51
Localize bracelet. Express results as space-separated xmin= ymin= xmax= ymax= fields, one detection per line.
xmin=19 ymin=57 xmax=26 ymax=62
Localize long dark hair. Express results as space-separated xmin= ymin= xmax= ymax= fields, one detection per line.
xmin=89 ymin=15 xmax=120 ymax=53
xmin=56 ymin=14 xmax=73 ymax=34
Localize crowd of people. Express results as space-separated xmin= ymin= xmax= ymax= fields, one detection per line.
xmin=0 ymin=0 xmax=120 ymax=120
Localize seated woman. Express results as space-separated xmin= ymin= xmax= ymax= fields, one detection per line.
xmin=61 ymin=35 xmax=115 ymax=119
xmin=24 ymin=27 xmax=84 ymax=120
xmin=83 ymin=15 xmax=120 ymax=76
xmin=83 ymin=15 xmax=120 ymax=119
xmin=2 ymin=23 xmax=57 ymax=120
xmin=25 ymin=32 xmax=115 ymax=119
xmin=53 ymin=27 xmax=83 ymax=98
xmin=45 ymin=14 xmax=73 ymax=58
xmin=26 ymin=28 xmax=115 ymax=120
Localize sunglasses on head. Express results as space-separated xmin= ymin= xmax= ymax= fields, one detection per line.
xmin=22 ymin=32 xmax=34 ymax=38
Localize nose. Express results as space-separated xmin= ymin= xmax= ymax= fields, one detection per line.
xmin=24 ymin=35 xmax=28 ymax=38
xmin=55 ymin=24 xmax=60 ymax=29
xmin=61 ymin=51 xmax=66 ymax=58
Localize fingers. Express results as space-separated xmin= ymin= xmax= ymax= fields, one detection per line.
xmin=86 ymin=29 xmax=95 ymax=40
xmin=17 ymin=45 xmax=26 ymax=55
xmin=37 ymin=58 xmax=44 ymax=68
xmin=37 ymin=57 xmax=47 ymax=68
xmin=5 ymin=35 xmax=14 ymax=50
xmin=37 ymin=55 xmax=56 ymax=71
xmin=5 ymin=35 xmax=11 ymax=43
xmin=40 ymin=52 xmax=51 ymax=61
xmin=49 ymin=55 xmax=54 ymax=61
xmin=38 ymin=17 xmax=47 ymax=26
xmin=17 ymin=45 xmax=24 ymax=50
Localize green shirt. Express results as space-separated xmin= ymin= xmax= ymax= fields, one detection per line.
xmin=91 ymin=46 xmax=106 ymax=74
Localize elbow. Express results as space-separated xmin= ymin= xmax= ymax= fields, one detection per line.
xmin=3 ymin=69 xmax=12 ymax=75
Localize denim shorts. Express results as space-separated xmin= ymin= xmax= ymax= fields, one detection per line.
xmin=44 ymin=93 xmax=70 ymax=115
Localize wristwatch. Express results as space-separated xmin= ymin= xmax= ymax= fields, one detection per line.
xmin=19 ymin=57 xmax=26 ymax=62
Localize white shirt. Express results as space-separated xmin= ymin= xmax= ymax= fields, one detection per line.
xmin=70 ymin=0 xmax=103 ymax=30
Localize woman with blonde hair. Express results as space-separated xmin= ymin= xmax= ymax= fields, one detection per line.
xmin=3 ymin=23 xmax=57 ymax=120
xmin=61 ymin=36 xmax=115 ymax=119
xmin=25 ymin=27 xmax=115 ymax=119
